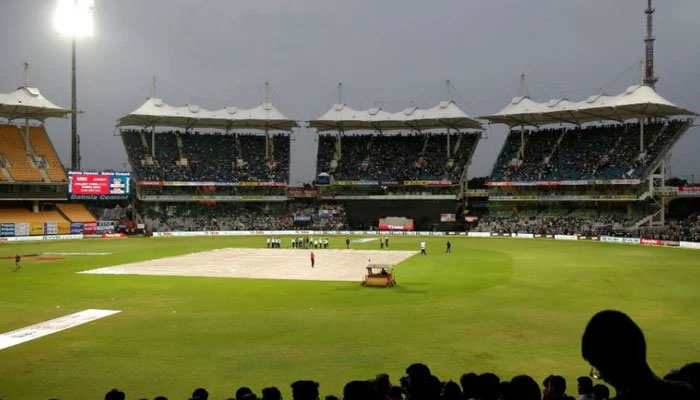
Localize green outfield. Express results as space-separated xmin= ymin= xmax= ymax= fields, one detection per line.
xmin=1 ymin=236 xmax=699 ymax=399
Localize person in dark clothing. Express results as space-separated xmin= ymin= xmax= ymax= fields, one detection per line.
xmin=346 ymin=237 xmax=350 ymax=249
xmin=581 ymin=310 xmax=696 ymax=400
xmin=446 ymin=240 xmax=451 ymax=253
xmin=14 ymin=253 xmax=21 ymax=271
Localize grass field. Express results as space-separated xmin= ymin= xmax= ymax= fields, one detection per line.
xmin=1 ymin=236 xmax=699 ymax=400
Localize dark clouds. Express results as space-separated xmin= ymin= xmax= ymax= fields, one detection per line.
xmin=1 ymin=0 xmax=698 ymax=183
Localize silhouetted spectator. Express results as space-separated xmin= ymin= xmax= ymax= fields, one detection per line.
xmin=291 ymin=380 xmax=320 ymax=400
xmin=442 ymin=380 xmax=464 ymax=400
xmin=544 ymin=375 xmax=573 ymax=400
xmin=576 ymin=377 xmax=594 ymax=400
xmin=509 ymin=375 xmax=541 ymax=400
xmin=105 ymin=389 xmax=126 ymax=400
xmin=343 ymin=380 xmax=374 ymax=400
xmin=235 ymin=387 xmax=253 ymax=400
xmin=477 ymin=373 xmax=500 ymax=400
xmin=581 ymin=310 xmax=696 ymax=400
xmin=666 ymin=363 xmax=700 ymax=399
xmin=324 ymin=396 xmax=339 ymax=400
xmin=191 ymin=388 xmax=209 ymax=400
xmin=592 ymin=385 xmax=609 ymax=400
xmin=373 ymin=373 xmax=392 ymax=399
xmin=388 ymin=385 xmax=404 ymax=400
xmin=241 ymin=394 xmax=258 ymax=400
xmin=460 ymin=373 xmax=479 ymax=400
xmin=154 ymin=397 xmax=168 ymax=400
xmin=499 ymin=381 xmax=511 ymax=400
xmin=261 ymin=387 xmax=282 ymax=400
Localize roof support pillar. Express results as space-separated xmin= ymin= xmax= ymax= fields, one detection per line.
xmin=336 ymin=130 xmax=343 ymax=160
xmin=24 ymin=118 xmax=30 ymax=154
xmin=265 ymin=126 xmax=270 ymax=159
xmin=520 ymin=124 xmax=525 ymax=159
xmin=639 ymin=118 xmax=645 ymax=155
xmin=446 ymin=127 xmax=451 ymax=159
xmin=151 ymin=126 xmax=156 ymax=158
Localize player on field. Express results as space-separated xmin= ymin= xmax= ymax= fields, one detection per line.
xmin=346 ymin=237 xmax=350 ymax=249
xmin=420 ymin=241 xmax=426 ymax=255
xmin=446 ymin=240 xmax=451 ymax=253
xmin=14 ymin=253 xmax=21 ymax=271
xmin=310 ymin=251 xmax=315 ymax=268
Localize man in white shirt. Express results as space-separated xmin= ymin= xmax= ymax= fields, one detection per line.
xmin=420 ymin=241 xmax=426 ymax=255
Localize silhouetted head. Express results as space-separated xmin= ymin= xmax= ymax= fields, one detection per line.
xmin=460 ymin=373 xmax=479 ymax=398
xmin=548 ymin=375 xmax=566 ymax=397
xmin=477 ymin=373 xmax=500 ymax=400
xmin=235 ymin=387 xmax=253 ymax=400
xmin=105 ymin=389 xmax=125 ymax=400
xmin=582 ymin=310 xmax=649 ymax=388
xmin=509 ymin=375 xmax=541 ymax=400
xmin=191 ymin=388 xmax=209 ymax=400
xmin=343 ymin=380 xmax=374 ymax=400
xmin=577 ymin=376 xmax=594 ymax=395
xmin=592 ymin=384 xmax=610 ymax=400
xmin=291 ymin=380 xmax=320 ymax=400
xmin=665 ymin=363 xmax=700 ymax=393
xmin=441 ymin=380 xmax=463 ymax=400
xmin=261 ymin=387 xmax=282 ymax=400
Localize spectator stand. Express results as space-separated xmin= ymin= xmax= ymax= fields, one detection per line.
xmin=0 ymin=64 xmax=74 ymax=225
xmin=309 ymin=82 xmax=483 ymax=196
xmin=481 ymin=82 xmax=697 ymax=233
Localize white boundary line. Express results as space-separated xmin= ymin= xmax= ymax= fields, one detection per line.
xmin=0 ymin=309 xmax=121 ymax=351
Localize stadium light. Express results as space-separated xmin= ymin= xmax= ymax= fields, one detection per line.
xmin=54 ymin=0 xmax=94 ymax=171
xmin=54 ymin=0 xmax=94 ymax=37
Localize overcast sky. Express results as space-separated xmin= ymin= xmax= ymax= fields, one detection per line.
xmin=2 ymin=0 xmax=699 ymax=184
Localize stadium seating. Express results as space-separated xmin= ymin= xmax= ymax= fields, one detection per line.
xmin=316 ymin=132 xmax=479 ymax=182
xmin=29 ymin=126 xmax=68 ymax=182
xmin=474 ymin=211 xmax=634 ymax=236
xmin=121 ymin=130 xmax=290 ymax=182
xmin=56 ymin=203 xmax=96 ymax=222
xmin=141 ymin=202 xmax=347 ymax=232
xmin=490 ymin=120 xmax=688 ymax=182
xmin=0 ymin=125 xmax=44 ymax=182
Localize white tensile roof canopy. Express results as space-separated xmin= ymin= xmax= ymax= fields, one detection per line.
xmin=308 ymin=100 xmax=482 ymax=132
xmin=481 ymin=85 xmax=697 ymax=127
xmin=119 ymin=98 xmax=298 ymax=132
xmin=0 ymin=86 xmax=72 ymax=121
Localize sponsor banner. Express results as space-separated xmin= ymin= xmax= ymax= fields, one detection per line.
xmin=101 ymin=233 xmax=125 ymax=239
xmin=640 ymin=238 xmax=680 ymax=247
xmin=679 ymin=186 xmax=700 ymax=192
xmin=333 ymin=180 xmax=379 ymax=186
xmin=70 ymin=222 xmax=84 ymax=234
xmin=440 ymin=213 xmax=456 ymax=222
xmin=97 ymin=221 xmax=116 ymax=234
xmin=600 ymin=236 xmax=640 ymax=244
xmin=44 ymin=222 xmax=58 ymax=235
xmin=555 ymin=234 xmax=578 ymax=241
xmin=491 ymin=194 xmax=638 ymax=201
xmin=403 ymin=180 xmax=454 ymax=186
xmin=137 ymin=181 xmax=287 ymax=187
xmin=14 ymin=223 xmax=29 ymax=236
xmin=379 ymin=180 xmax=401 ymax=186
xmin=465 ymin=216 xmax=479 ymax=222
xmin=1 ymin=223 xmax=15 ymax=237
xmin=30 ymin=223 xmax=45 ymax=236
xmin=1 ymin=234 xmax=84 ymax=242
xmin=680 ymin=241 xmax=700 ymax=249
xmin=287 ymin=188 xmax=318 ymax=198
xmin=83 ymin=221 xmax=97 ymax=235
xmin=487 ymin=179 xmax=641 ymax=187
xmin=465 ymin=190 xmax=489 ymax=197
xmin=293 ymin=215 xmax=312 ymax=222
xmin=515 ymin=233 xmax=534 ymax=239
xmin=0 ymin=309 xmax=121 ymax=350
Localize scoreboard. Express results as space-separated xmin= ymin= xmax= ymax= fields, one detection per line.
xmin=68 ymin=172 xmax=131 ymax=200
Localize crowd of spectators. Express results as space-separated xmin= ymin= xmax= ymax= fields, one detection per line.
xmin=474 ymin=213 xmax=633 ymax=237
xmin=86 ymin=310 xmax=697 ymax=400
xmin=141 ymin=202 xmax=347 ymax=232
xmin=647 ymin=214 xmax=700 ymax=242
xmin=122 ymin=130 xmax=289 ymax=182
xmin=491 ymin=120 xmax=688 ymax=182
xmin=317 ymin=132 xmax=479 ymax=182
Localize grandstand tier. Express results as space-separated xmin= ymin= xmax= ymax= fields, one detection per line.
xmin=56 ymin=203 xmax=96 ymax=222
xmin=0 ymin=124 xmax=68 ymax=183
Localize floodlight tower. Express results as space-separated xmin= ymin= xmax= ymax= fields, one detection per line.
xmin=54 ymin=0 xmax=94 ymax=171
xmin=644 ymin=0 xmax=658 ymax=88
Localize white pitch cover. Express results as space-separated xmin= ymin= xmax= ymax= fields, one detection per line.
xmin=0 ymin=309 xmax=121 ymax=350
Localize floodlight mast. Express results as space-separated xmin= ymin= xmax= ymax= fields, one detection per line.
xmin=54 ymin=0 xmax=94 ymax=171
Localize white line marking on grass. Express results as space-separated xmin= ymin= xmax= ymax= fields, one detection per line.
xmin=41 ymin=252 xmax=111 ymax=256
xmin=351 ymin=238 xmax=379 ymax=243
xmin=0 ymin=309 xmax=121 ymax=350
